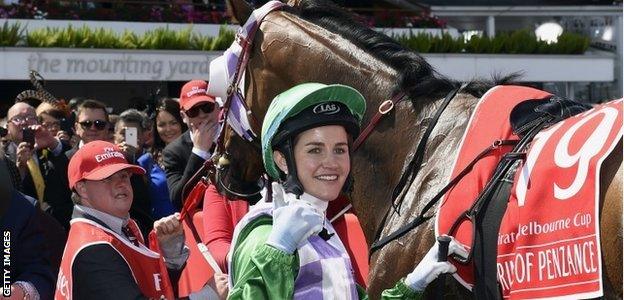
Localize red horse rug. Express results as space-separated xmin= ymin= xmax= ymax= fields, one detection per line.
xmin=436 ymin=85 xmax=622 ymax=299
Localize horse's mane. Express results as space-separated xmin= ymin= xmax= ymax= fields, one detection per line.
xmin=295 ymin=0 xmax=517 ymax=100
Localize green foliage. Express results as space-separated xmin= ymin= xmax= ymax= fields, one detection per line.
xmin=0 ymin=22 xmax=25 ymax=46
xmin=27 ymin=25 xmax=122 ymax=48
xmin=23 ymin=23 xmax=236 ymax=50
xmin=209 ymin=25 xmax=236 ymax=51
xmin=3 ymin=21 xmax=590 ymax=55
xmin=394 ymin=29 xmax=590 ymax=54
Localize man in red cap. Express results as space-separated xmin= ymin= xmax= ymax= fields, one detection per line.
xmin=162 ymin=79 xmax=220 ymax=209
xmin=56 ymin=140 xmax=188 ymax=299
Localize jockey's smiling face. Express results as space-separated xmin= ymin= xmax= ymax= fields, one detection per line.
xmin=276 ymin=125 xmax=350 ymax=202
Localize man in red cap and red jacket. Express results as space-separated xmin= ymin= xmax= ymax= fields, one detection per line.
xmin=56 ymin=141 xmax=188 ymax=299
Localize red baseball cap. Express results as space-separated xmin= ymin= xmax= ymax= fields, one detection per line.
xmin=68 ymin=141 xmax=145 ymax=190
xmin=179 ymin=80 xmax=216 ymax=111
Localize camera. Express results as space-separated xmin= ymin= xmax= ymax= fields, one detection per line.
xmin=22 ymin=128 xmax=35 ymax=145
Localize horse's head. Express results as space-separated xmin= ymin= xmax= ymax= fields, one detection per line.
xmin=220 ymin=0 xmax=502 ymax=297
xmin=215 ymin=124 xmax=266 ymax=203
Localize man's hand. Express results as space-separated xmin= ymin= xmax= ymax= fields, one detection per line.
xmin=32 ymin=125 xmax=59 ymax=150
xmin=116 ymin=141 xmax=138 ymax=162
xmin=207 ymin=273 xmax=229 ymax=300
xmin=15 ymin=142 xmax=33 ymax=170
xmin=56 ymin=130 xmax=70 ymax=142
xmin=1 ymin=283 xmax=25 ymax=300
xmin=189 ymin=118 xmax=219 ymax=152
xmin=154 ymin=213 xmax=185 ymax=247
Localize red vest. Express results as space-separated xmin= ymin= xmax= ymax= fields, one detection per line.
xmin=55 ymin=218 xmax=174 ymax=300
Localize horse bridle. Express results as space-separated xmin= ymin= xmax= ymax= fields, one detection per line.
xmin=211 ymin=1 xmax=286 ymax=200
xmin=367 ymin=84 xmax=467 ymax=256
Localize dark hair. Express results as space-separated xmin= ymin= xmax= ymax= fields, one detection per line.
xmin=75 ymin=99 xmax=109 ymax=122
xmin=116 ymin=109 xmax=147 ymax=133
xmin=68 ymin=97 xmax=87 ymax=111
xmin=152 ymin=98 xmax=187 ymax=151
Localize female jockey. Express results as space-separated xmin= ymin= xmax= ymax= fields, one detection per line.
xmin=227 ymin=83 xmax=467 ymax=299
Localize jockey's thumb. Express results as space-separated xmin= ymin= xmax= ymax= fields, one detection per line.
xmin=272 ymin=182 xmax=287 ymax=209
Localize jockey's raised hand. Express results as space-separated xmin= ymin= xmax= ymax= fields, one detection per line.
xmin=266 ymin=182 xmax=324 ymax=254
xmin=405 ymin=236 xmax=468 ymax=291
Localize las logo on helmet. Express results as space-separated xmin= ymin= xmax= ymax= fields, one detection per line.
xmin=313 ymin=102 xmax=340 ymax=115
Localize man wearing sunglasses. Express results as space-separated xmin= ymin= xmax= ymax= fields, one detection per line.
xmin=162 ymin=80 xmax=220 ymax=210
xmin=65 ymin=99 xmax=110 ymax=160
xmin=4 ymin=101 xmax=73 ymax=230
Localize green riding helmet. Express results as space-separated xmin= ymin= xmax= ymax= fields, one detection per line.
xmin=261 ymin=82 xmax=366 ymax=181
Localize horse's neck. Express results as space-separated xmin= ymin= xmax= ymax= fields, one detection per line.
xmin=375 ymin=91 xmax=480 ymax=239
xmin=353 ymin=92 xmax=480 ymax=240
xmin=253 ymin=12 xmax=399 ymax=103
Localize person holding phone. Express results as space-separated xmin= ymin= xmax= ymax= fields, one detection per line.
xmin=4 ymin=101 xmax=73 ymax=230
xmin=113 ymin=109 xmax=155 ymax=237
xmin=228 ymin=83 xmax=468 ymax=299
xmin=36 ymin=101 xmax=72 ymax=152
xmin=162 ymin=79 xmax=220 ymax=210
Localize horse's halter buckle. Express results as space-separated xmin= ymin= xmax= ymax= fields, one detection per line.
xmin=379 ymin=99 xmax=394 ymax=114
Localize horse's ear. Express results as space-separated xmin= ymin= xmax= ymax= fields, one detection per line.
xmin=286 ymin=0 xmax=302 ymax=6
xmin=226 ymin=0 xmax=253 ymax=25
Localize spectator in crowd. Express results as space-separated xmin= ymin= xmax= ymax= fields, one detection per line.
xmin=36 ymin=102 xmax=72 ymax=152
xmin=66 ymin=97 xmax=85 ymax=147
xmin=137 ymin=98 xmax=186 ymax=219
xmin=152 ymin=98 xmax=187 ymax=167
xmin=228 ymin=83 xmax=468 ymax=299
xmin=107 ymin=114 xmax=119 ymax=144
xmin=113 ymin=109 xmax=155 ymax=237
xmin=56 ymin=141 xmax=188 ymax=300
xmin=4 ymin=102 xmax=73 ymax=229
xmin=142 ymin=116 xmax=155 ymax=151
xmin=162 ymin=80 xmax=219 ymax=210
xmin=65 ymin=99 xmax=109 ymax=160
xmin=0 ymin=149 xmax=55 ymax=300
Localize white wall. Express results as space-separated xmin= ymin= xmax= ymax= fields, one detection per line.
xmin=0 ymin=48 xmax=614 ymax=82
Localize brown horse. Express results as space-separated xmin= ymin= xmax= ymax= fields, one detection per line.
xmin=219 ymin=0 xmax=623 ymax=298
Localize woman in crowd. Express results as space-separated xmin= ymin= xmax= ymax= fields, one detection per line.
xmin=227 ymin=83 xmax=467 ymax=299
xmin=36 ymin=102 xmax=72 ymax=151
xmin=137 ymin=97 xmax=187 ymax=219
xmin=152 ymin=97 xmax=187 ymax=168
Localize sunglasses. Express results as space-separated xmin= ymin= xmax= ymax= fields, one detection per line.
xmin=185 ymin=102 xmax=215 ymax=118
xmin=79 ymin=120 xmax=108 ymax=131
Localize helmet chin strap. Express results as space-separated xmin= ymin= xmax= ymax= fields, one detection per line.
xmin=279 ymin=139 xmax=304 ymax=197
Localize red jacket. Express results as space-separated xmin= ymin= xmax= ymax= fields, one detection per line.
xmin=202 ymin=184 xmax=249 ymax=272
xmin=55 ymin=218 xmax=174 ymax=300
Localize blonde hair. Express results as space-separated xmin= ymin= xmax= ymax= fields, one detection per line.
xmin=36 ymin=102 xmax=68 ymax=120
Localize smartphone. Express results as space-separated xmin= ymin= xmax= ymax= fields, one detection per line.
xmin=125 ymin=127 xmax=138 ymax=148
xmin=22 ymin=128 xmax=35 ymax=146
